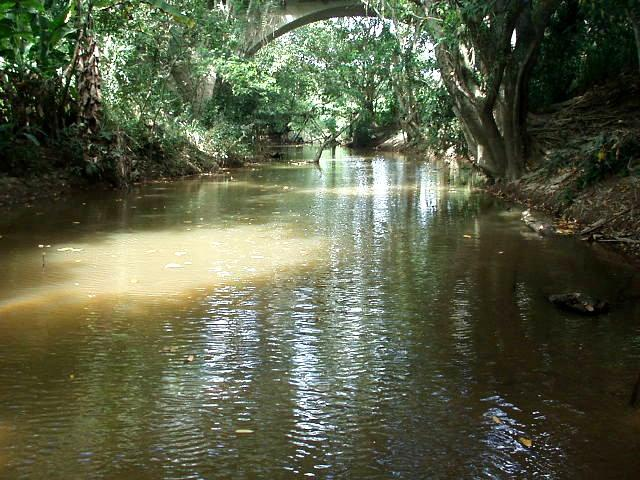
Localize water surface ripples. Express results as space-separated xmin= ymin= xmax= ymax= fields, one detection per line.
xmin=1 ymin=148 xmax=639 ymax=478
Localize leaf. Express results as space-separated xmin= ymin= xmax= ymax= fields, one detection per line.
xmin=518 ymin=437 xmax=532 ymax=448
xmin=184 ymin=354 xmax=195 ymax=363
xmin=491 ymin=416 xmax=502 ymax=424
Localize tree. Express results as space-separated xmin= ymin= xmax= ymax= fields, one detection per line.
xmin=368 ymin=0 xmax=563 ymax=179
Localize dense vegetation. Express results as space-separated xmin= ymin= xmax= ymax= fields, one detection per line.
xmin=0 ymin=0 xmax=638 ymax=185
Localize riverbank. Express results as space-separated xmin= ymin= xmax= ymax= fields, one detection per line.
xmin=491 ymin=173 xmax=640 ymax=263
xmin=0 ymin=170 xmax=90 ymax=209
xmin=490 ymin=74 xmax=640 ymax=262
xmin=0 ymin=134 xmax=246 ymax=209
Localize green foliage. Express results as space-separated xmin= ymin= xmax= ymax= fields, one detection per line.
xmin=0 ymin=0 xmax=254 ymax=181
xmin=0 ymin=0 xmax=76 ymax=75
xmin=0 ymin=0 xmax=637 ymax=184
xmin=531 ymin=0 xmax=638 ymax=109
xmin=251 ymin=17 xmax=410 ymax=146
xmin=416 ymin=75 xmax=466 ymax=155
xmin=577 ymin=133 xmax=640 ymax=187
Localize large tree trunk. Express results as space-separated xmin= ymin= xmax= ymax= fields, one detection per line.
xmin=443 ymin=70 xmax=534 ymax=180
xmin=422 ymin=0 xmax=561 ymax=181
xmin=76 ymin=1 xmax=101 ymax=136
xmin=499 ymin=66 xmax=533 ymax=180
xmin=436 ymin=51 xmax=509 ymax=178
xmin=77 ymin=32 xmax=101 ymax=136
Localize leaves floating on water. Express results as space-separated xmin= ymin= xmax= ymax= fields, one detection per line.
xmin=184 ymin=354 xmax=195 ymax=363
xmin=235 ymin=429 xmax=254 ymax=434
xmin=463 ymin=234 xmax=472 ymax=238
xmin=491 ymin=416 xmax=502 ymax=424
xmin=519 ymin=437 xmax=533 ymax=448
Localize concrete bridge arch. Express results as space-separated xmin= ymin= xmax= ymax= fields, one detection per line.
xmin=243 ymin=0 xmax=373 ymax=55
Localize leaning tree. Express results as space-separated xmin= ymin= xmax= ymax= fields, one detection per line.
xmin=370 ymin=0 xmax=563 ymax=180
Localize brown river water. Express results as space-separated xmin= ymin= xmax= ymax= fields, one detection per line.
xmin=0 ymin=147 xmax=639 ymax=479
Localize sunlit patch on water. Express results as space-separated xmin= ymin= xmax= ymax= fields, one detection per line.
xmin=0 ymin=224 xmax=326 ymax=316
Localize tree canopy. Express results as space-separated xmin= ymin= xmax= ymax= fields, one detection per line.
xmin=0 ymin=0 xmax=638 ymax=182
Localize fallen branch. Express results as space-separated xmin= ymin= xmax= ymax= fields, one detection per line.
xmin=580 ymin=218 xmax=608 ymax=236
xmin=312 ymin=112 xmax=361 ymax=164
xmin=596 ymin=237 xmax=640 ymax=244
xmin=580 ymin=208 xmax=631 ymax=236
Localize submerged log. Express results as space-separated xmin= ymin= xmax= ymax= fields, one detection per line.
xmin=522 ymin=209 xmax=555 ymax=236
xmin=548 ymin=292 xmax=609 ymax=315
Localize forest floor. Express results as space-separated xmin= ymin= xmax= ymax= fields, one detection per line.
xmin=491 ymin=73 xmax=640 ymax=262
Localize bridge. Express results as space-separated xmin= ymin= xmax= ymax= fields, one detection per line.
xmin=243 ymin=0 xmax=373 ymax=56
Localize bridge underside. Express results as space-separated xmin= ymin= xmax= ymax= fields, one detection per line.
xmin=244 ymin=1 xmax=373 ymax=56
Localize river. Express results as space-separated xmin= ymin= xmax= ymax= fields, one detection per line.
xmin=0 ymin=147 xmax=639 ymax=478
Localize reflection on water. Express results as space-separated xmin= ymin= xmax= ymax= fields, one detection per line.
xmin=0 ymin=148 xmax=639 ymax=479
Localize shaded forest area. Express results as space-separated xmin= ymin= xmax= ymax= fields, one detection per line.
xmin=1 ymin=1 xmax=639 ymax=222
